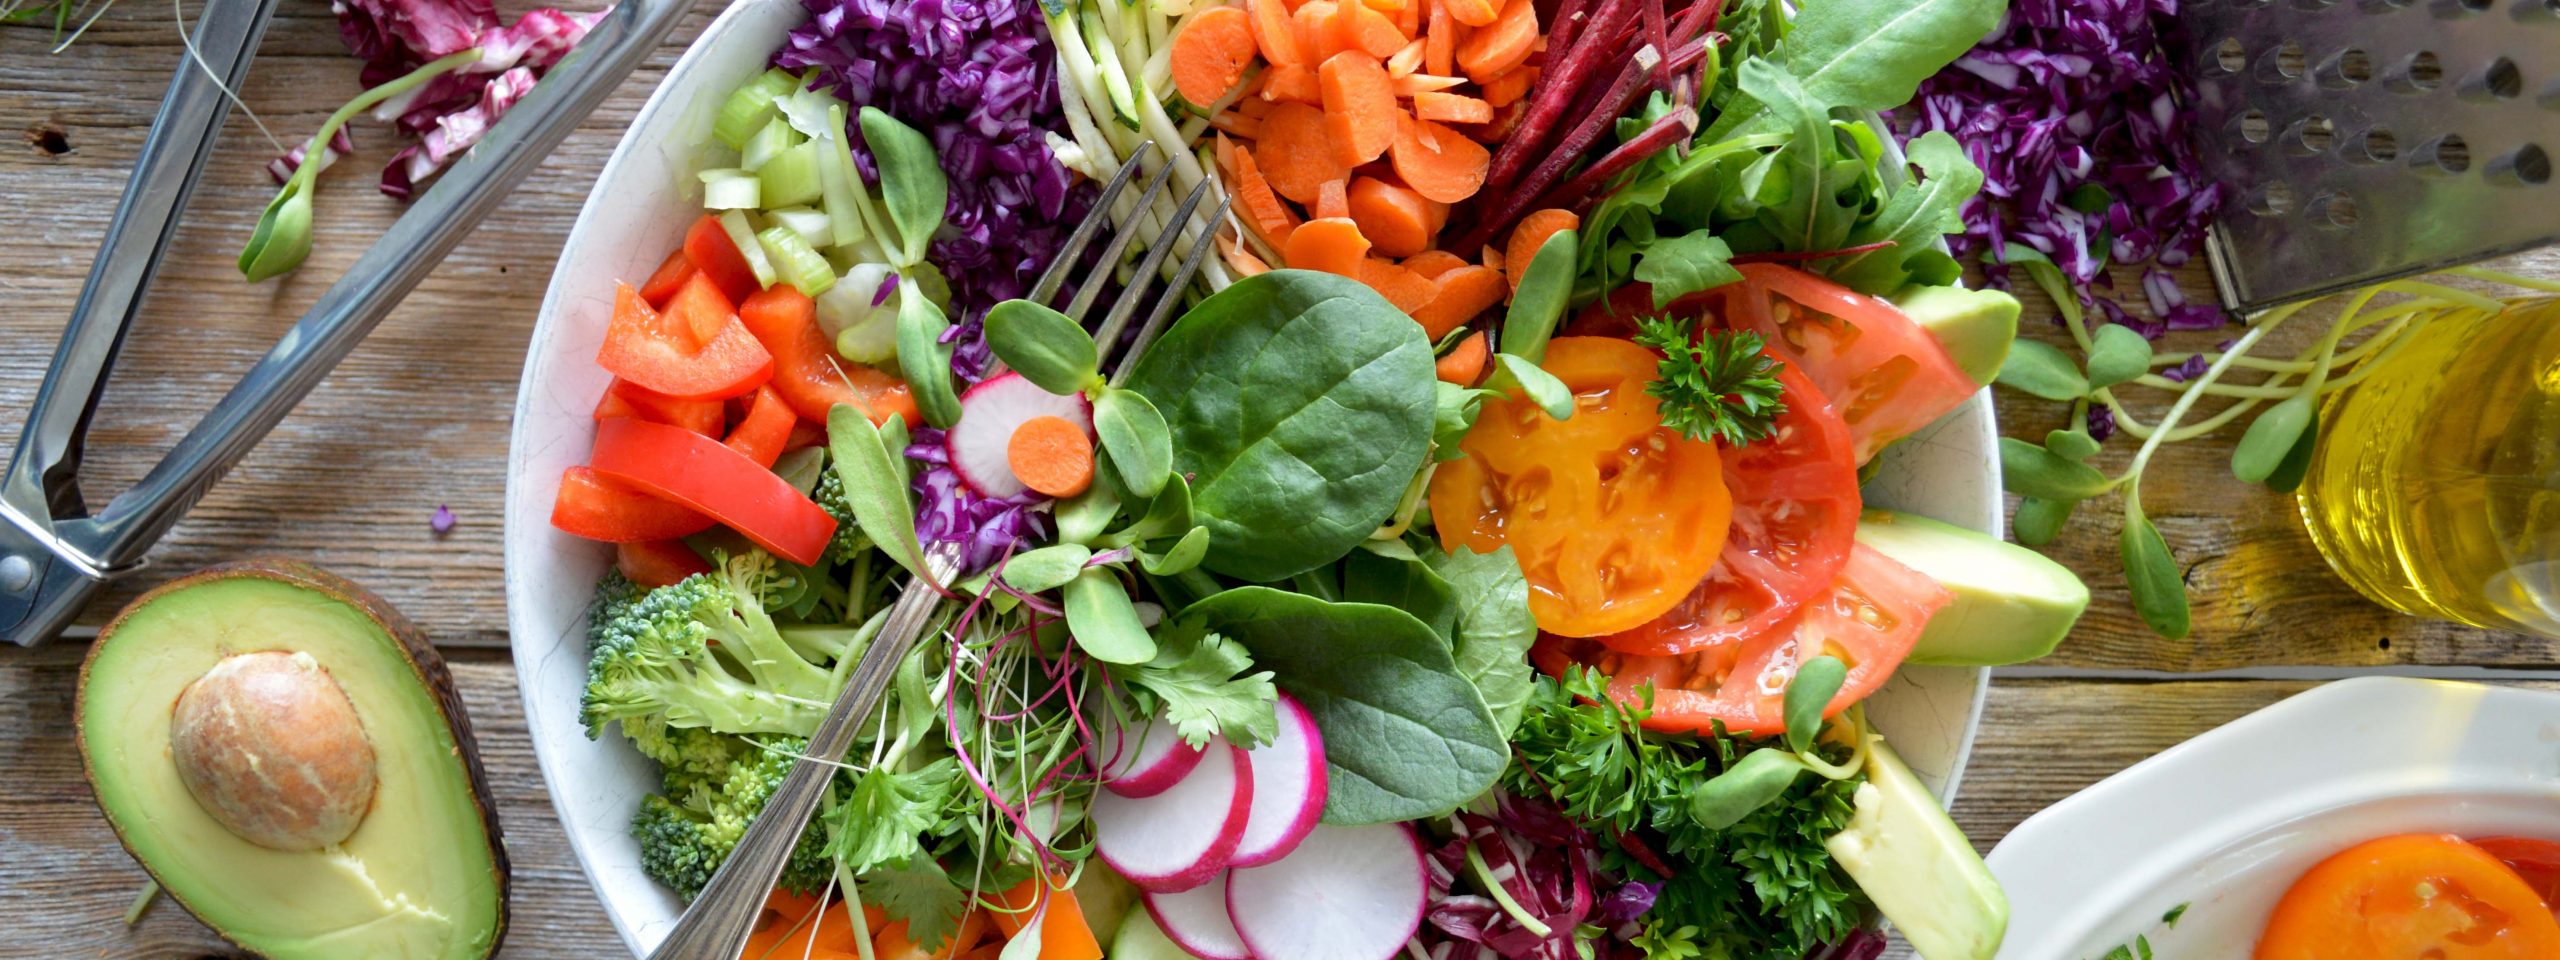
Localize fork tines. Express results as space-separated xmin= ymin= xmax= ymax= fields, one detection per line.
xmin=1024 ymin=143 xmax=1233 ymax=375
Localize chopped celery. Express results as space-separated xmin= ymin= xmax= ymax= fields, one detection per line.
xmin=712 ymin=69 xmax=800 ymax=150
xmin=817 ymin=103 xmax=869 ymax=249
xmin=758 ymin=141 xmax=826 ymax=209
xmin=718 ymin=209 xmax=779 ymax=288
xmin=740 ymin=117 xmax=802 ymax=173
xmin=777 ymin=86 xmax=837 ymax=140
xmin=816 ymin=263 xmax=900 ymax=364
xmin=766 ymin=207 xmax=833 ymax=247
xmin=698 ymin=169 xmax=761 ymax=210
xmin=758 ymin=226 xmax=837 ymax=298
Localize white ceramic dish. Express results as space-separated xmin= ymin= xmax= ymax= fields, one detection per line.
xmin=500 ymin=0 xmax=2001 ymax=952
xmin=1986 ymin=677 xmax=2560 ymax=959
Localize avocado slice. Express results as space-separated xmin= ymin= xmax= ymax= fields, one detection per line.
xmin=1890 ymin=284 xmax=2020 ymax=386
xmin=1857 ymin=509 xmax=2088 ymax=666
xmin=1825 ymin=736 xmax=2008 ymax=960
xmin=77 ymin=560 xmax=508 ymax=960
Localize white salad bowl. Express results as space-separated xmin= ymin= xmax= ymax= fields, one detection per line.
xmin=501 ymin=0 xmax=2001 ymax=952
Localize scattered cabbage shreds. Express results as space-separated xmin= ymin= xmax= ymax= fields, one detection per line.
xmin=1892 ymin=0 xmax=2228 ymax=335
xmin=283 ymin=0 xmax=605 ymax=196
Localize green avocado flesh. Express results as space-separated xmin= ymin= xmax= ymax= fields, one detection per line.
xmin=80 ymin=569 xmax=504 ymax=960
xmin=1857 ymin=509 xmax=2088 ymax=666
xmin=1891 ymin=284 xmax=2020 ymax=387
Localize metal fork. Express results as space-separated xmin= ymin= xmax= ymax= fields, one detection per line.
xmin=646 ymin=143 xmax=1231 ymax=960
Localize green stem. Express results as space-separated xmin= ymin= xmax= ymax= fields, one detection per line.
xmin=290 ymin=47 xmax=485 ymax=195
xmin=2119 ymin=318 xmax=2283 ymax=482
xmin=1466 ymin=837 xmax=1556 ymax=939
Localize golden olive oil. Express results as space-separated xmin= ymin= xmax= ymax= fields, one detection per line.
xmin=2298 ymin=298 xmax=2560 ymax=634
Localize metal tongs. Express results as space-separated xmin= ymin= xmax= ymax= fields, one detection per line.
xmin=0 ymin=0 xmax=698 ymax=647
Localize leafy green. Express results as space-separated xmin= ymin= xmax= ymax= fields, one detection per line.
xmin=1093 ymin=388 xmax=1173 ymax=499
xmin=1000 ymin=544 xmax=1091 ymax=594
xmin=1633 ymin=317 xmax=1788 ymax=447
xmin=1115 ymin=621 xmax=1280 ymax=748
xmin=985 ymin=299 xmax=1103 ymax=395
xmin=1424 ymin=546 xmax=1538 ymax=738
xmin=828 ymin=406 xmax=926 ymax=578
xmin=1502 ymin=229 xmax=1580 ymax=362
xmin=896 ymin=289 xmax=963 ymax=428
xmin=1826 ymin=131 xmax=1978 ymax=293
xmin=1063 ymin=568 xmax=1157 ymax=663
xmin=1122 ymin=271 xmax=1438 ymax=582
xmin=1705 ymin=0 xmax=2008 ymax=142
xmin=1998 ymin=339 xmax=2092 ymax=401
xmin=1182 ymin=586 xmax=1506 ymax=823
xmin=1632 ymin=231 xmax=1743 ymax=307
xmin=1341 ymin=549 xmax=1458 ymax=640
xmin=859 ymin=859 xmax=971 ymax=950
xmin=1488 ymin=353 xmax=1577 ymax=421
xmin=858 ymin=107 xmax=949 ymax=267
xmin=828 ymin=759 xmax=964 ymax=874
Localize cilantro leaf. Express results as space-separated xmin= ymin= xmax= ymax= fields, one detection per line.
xmin=1118 ymin=622 xmax=1279 ymax=749
xmin=1632 ymin=316 xmax=1789 ymax=447
xmin=858 ymin=858 xmax=969 ymax=951
xmin=1632 ymin=230 xmax=1744 ymax=307
xmin=826 ymin=758 xmax=962 ymax=875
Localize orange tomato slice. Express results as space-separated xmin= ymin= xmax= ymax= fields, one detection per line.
xmin=2258 ymin=834 xmax=2560 ymax=960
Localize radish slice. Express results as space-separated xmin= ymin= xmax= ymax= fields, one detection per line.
xmin=1227 ymin=823 xmax=1427 ymax=960
xmin=947 ymin=371 xmax=1092 ymax=498
xmin=1142 ymin=872 xmax=1251 ymax=960
xmin=1230 ymin=693 xmax=1328 ymax=867
xmin=1106 ymin=713 xmax=1208 ymax=799
xmin=1092 ymin=739 xmax=1253 ymax=893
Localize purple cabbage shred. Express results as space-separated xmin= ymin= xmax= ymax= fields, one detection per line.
xmin=299 ymin=0 xmax=604 ymax=195
xmin=908 ymin=428 xmax=1054 ymax=573
xmin=1894 ymin=0 xmax=2232 ymax=336
xmin=429 ymin=504 xmax=457 ymax=536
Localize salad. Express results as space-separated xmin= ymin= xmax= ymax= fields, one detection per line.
xmin=544 ymin=0 xmax=2093 ymax=957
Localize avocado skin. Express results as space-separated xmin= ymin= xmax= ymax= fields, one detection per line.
xmin=76 ymin=558 xmax=510 ymax=960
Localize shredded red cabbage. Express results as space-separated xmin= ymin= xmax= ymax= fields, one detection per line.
xmin=295 ymin=1 xmax=603 ymax=196
xmin=907 ymin=427 xmax=1054 ymax=572
xmin=1893 ymin=0 xmax=2228 ymax=333
xmin=1421 ymin=795 xmax=1604 ymax=960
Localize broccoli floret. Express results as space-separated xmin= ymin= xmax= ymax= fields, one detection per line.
xmin=580 ymin=551 xmax=842 ymax=738
xmin=629 ymin=731 xmax=835 ymax=898
xmin=587 ymin=568 xmax=644 ymax=645
xmin=809 ymin=467 xmax=877 ymax=566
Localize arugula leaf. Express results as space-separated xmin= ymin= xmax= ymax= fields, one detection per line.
xmin=1117 ymin=621 xmax=1280 ymax=749
xmin=1632 ymin=230 xmax=1743 ymax=307
xmin=1632 ymin=317 xmax=1789 ymax=447
xmin=858 ymin=858 xmax=970 ymax=951
xmin=1704 ymin=0 xmax=2008 ymax=142
xmin=1827 ymin=131 xmax=1984 ymax=294
xmin=827 ymin=758 xmax=962 ymax=874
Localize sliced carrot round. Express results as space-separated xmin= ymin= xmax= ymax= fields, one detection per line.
xmin=1437 ymin=330 xmax=1490 ymax=385
xmin=1319 ymin=52 xmax=1399 ymax=166
xmin=1347 ymin=176 xmax=1433 ymax=257
xmin=1170 ymin=7 xmax=1258 ymax=106
xmin=1505 ymin=208 xmax=1581 ymax=290
xmin=1007 ymin=415 xmax=1096 ymax=498
xmin=1390 ymin=113 xmax=1491 ymax=203
xmin=1285 ymin=217 xmax=1373 ymax=278
xmin=1257 ymin=102 xmax=1351 ymax=203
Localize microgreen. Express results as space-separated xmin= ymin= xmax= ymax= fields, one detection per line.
xmin=240 ymin=46 xmax=486 ymax=281
xmin=1632 ymin=315 xmax=1789 ymax=447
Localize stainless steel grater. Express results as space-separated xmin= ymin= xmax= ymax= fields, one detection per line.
xmin=2175 ymin=0 xmax=2560 ymax=312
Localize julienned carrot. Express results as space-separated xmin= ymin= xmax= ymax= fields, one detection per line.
xmin=1437 ymin=330 xmax=1490 ymax=384
xmin=1251 ymin=0 xmax=1303 ymax=66
xmin=1171 ymin=6 xmax=1259 ymax=105
xmin=1424 ymin=0 xmax=1454 ymax=75
xmin=1479 ymin=243 xmax=1504 ymax=273
xmin=1262 ymin=63 xmax=1322 ymax=103
xmin=1410 ymin=264 xmax=1506 ymax=338
xmin=1391 ymin=73 xmax=1467 ymax=96
xmin=1220 ymin=231 xmax=1274 ymax=275
xmin=1442 ymin=0 xmax=1498 ymax=27
xmin=1386 ymin=37 xmax=1426 ymax=77
xmin=1316 ymin=178 xmax=1351 ymax=220
xmin=1358 ymin=257 xmax=1438 ymax=312
xmin=1210 ymin=111 xmax=1264 ymax=137
xmin=1505 ymin=208 xmax=1579 ymax=290
xmin=875 ymin=913 xmax=990 ymax=960
xmin=1008 ymin=414 xmax=1095 ymax=497
xmin=1231 ymin=147 xmax=1301 ymax=245
xmin=1457 ymin=0 xmax=1539 ymax=82
xmin=1404 ymin=249 xmax=1469 ymax=278
xmin=1389 ymin=113 xmax=1491 ymax=203
xmin=1319 ymin=52 xmax=1399 ymax=165
xmin=1347 ymin=176 xmax=1433 ymax=257
xmin=1480 ymin=65 xmax=1536 ymax=107
xmin=1413 ymin=91 xmax=1492 ymax=123
xmin=988 ymin=879 xmax=1105 ymax=960
xmin=1255 ymin=102 xmax=1349 ymax=202
xmin=1285 ymin=217 xmax=1371 ymax=276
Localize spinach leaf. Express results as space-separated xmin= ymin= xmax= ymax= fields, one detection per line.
xmin=1341 ymin=549 xmax=1457 ymax=641
xmin=1123 ymin=271 xmax=1438 ymax=583
xmin=1183 ymin=587 xmax=1507 ymax=823
xmin=1826 ymin=130 xmax=1983 ymax=295
xmin=1424 ymin=546 xmax=1538 ymax=739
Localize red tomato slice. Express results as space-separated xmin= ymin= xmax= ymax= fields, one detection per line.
xmin=596 ymin=283 xmax=774 ymax=401
xmin=722 ymin=385 xmax=798 ymax=468
xmin=2470 ymin=837 xmax=2560 ymax=910
xmin=587 ymin=418 xmax=837 ymax=566
xmin=1535 ymin=542 xmax=1948 ymax=735
xmin=1729 ymin=264 xmax=1977 ymax=464
xmin=551 ymin=466 xmax=715 ymax=542
xmin=616 ymin=539 xmax=714 ymax=588
xmin=2258 ymin=834 xmax=2560 ymax=959
xmin=639 ymin=248 xmax=697 ymax=309
xmin=736 ymin=285 xmax=919 ymax=426
xmin=683 ymin=213 xmax=763 ymax=305
xmin=1596 ymin=360 xmax=1860 ymax=655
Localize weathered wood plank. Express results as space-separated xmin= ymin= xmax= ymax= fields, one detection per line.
xmin=0 ymin=643 xmax=620 ymax=957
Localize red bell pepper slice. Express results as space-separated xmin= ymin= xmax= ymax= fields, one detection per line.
xmin=587 ymin=418 xmax=837 ymax=566
xmin=551 ymin=466 xmax=715 ymax=542
xmin=723 ymin=385 xmax=798 ymax=467
xmin=683 ymin=213 xmax=763 ymax=304
xmin=596 ymin=282 xmax=774 ymax=401
xmin=616 ymin=538 xmax=715 ymax=587
xmin=784 ymin=418 xmax=828 ymax=452
xmin=595 ymin=386 xmax=642 ymax=421
xmin=639 ymin=248 xmax=697 ymax=308
xmin=735 ymin=285 xmax=919 ymax=426
xmin=660 ymin=272 xmax=737 ymax=346
xmin=608 ymin=378 xmax=724 ymax=436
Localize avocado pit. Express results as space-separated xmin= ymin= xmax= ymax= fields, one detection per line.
xmin=170 ymin=650 xmax=379 ymax=851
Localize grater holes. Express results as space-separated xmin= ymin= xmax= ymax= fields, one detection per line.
xmin=2460 ymin=57 xmax=2525 ymax=101
xmin=2231 ymin=109 xmax=2274 ymax=145
xmin=2290 ymin=0 xmax=2339 ymax=7
xmin=2357 ymin=0 xmax=2416 ymax=8
xmin=2543 ymin=77 xmax=2560 ymax=111
xmin=2387 ymin=51 xmax=2446 ymax=93
xmin=2247 ymin=182 xmax=2299 ymax=217
xmin=2411 ymin=133 xmax=2474 ymax=175
xmin=2307 ymin=191 xmax=2360 ymax=228
xmin=2488 ymin=144 xmax=2552 ymax=186
xmin=2347 ymin=126 xmax=2401 ymax=163
xmin=2210 ymin=37 xmax=2248 ymax=76
xmin=2283 ymin=115 xmax=2338 ymax=155
xmin=2430 ymin=0 xmax=2493 ymax=13
xmin=2520 ymin=0 xmax=2560 ymax=21
xmin=2316 ymin=48 xmax=2374 ymax=88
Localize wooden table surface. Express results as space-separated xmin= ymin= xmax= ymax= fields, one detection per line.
xmin=9 ymin=5 xmax=2560 ymax=957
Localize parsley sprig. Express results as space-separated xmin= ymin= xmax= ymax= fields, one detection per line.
xmin=1632 ymin=316 xmax=1789 ymax=447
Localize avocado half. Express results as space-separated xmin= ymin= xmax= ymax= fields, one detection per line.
xmin=76 ymin=559 xmax=509 ymax=959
